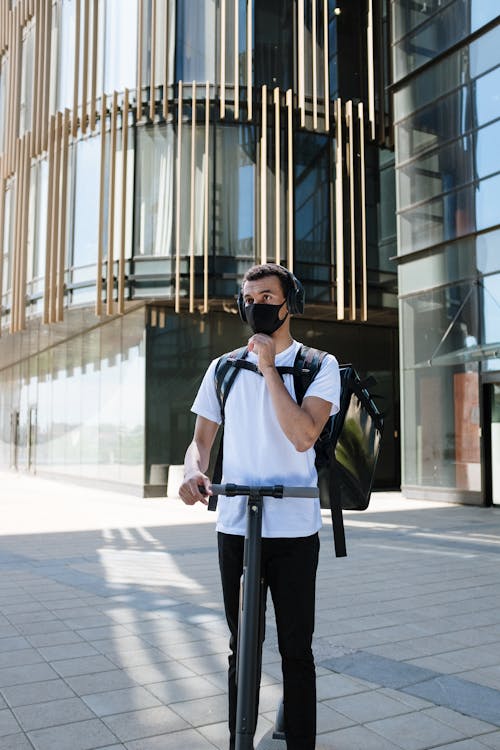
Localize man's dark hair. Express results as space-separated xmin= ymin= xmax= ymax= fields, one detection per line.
xmin=242 ymin=263 xmax=293 ymax=298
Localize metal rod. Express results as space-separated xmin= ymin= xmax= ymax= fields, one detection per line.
xmin=175 ymin=81 xmax=183 ymax=313
xmin=323 ymin=0 xmax=329 ymax=131
xmin=260 ymin=84 xmax=267 ymax=264
xmin=312 ymin=0 xmax=318 ymax=130
xmin=220 ymin=0 xmax=226 ymax=119
xmin=298 ymin=0 xmax=305 ymax=127
xmin=57 ymin=110 xmax=70 ymax=322
xmin=189 ymin=81 xmax=196 ymax=313
xmin=203 ymin=81 xmax=209 ymax=313
xmin=234 ymin=0 xmax=239 ymax=119
xmin=286 ymin=89 xmax=293 ymax=273
xmin=72 ymin=0 xmax=80 ymax=138
xmin=96 ymin=93 xmax=106 ymax=316
xmin=358 ymin=102 xmax=367 ymax=321
xmin=274 ymin=87 xmax=280 ymax=265
xmin=346 ymin=100 xmax=356 ymax=320
xmin=118 ymin=89 xmax=129 ymax=315
xmin=246 ymin=0 xmax=252 ymax=120
xmin=335 ymin=98 xmax=344 ymax=320
xmin=150 ymin=0 xmax=156 ymax=121
xmin=106 ymin=91 xmax=118 ymax=315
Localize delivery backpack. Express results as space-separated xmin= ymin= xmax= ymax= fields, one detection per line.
xmin=209 ymin=344 xmax=384 ymax=557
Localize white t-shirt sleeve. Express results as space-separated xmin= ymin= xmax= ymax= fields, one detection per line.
xmin=191 ymin=358 xmax=223 ymax=425
xmin=302 ymin=353 xmax=341 ymax=415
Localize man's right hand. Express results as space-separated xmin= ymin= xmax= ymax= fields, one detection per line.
xmin=179 ymin=473 xmax=212 ymax=506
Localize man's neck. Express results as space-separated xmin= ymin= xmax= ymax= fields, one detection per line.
xmin=272 ymin=327 xmax=294 ymax=354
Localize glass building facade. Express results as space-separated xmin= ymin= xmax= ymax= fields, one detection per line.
xmin=393 ymin=2 xmax=500 ymax=504
xmin=1 ymin=0 xmax=450 ymax=500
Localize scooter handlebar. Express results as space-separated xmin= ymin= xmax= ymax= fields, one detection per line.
xmin=209 ymin=483 xmax=319 ymax=499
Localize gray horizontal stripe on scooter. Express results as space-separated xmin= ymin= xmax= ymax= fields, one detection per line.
xmin=322 ymin=651 xmax=500 ymax=726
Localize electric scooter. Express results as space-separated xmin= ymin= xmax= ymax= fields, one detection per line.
xmin=210 ymin=483 xmax=320 ymax=750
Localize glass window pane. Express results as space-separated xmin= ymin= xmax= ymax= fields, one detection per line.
xmin=254 ymin=0 xmax=293 ymax=89
xmin=481 ymin=273 xmax=500 ymax=347
xmin=474 ymin=67 xmax=500 ymax=128
xmin=57 ymin=0 xmax=75 ymax=110
xmin=175 ymin=0 xmax=216 ymax=82
xmin=104 ymin=0 xmax=138 ymax=94
xmin=134 ymin=126 xmax=174 ymax=257
xmin=73 ymin=138 xmax=101 ymax=268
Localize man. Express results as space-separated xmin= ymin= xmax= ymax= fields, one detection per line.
xmin=179 ymin=263 xmax=340 ymax=750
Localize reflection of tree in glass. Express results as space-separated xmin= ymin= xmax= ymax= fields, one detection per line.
xmin=335 ymin=400 xmax=378 ymax=484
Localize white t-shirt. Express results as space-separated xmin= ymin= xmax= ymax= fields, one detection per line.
xmin=191 ymin=340 xmax=340 ymax=538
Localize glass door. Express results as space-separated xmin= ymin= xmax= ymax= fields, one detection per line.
xmin=490 ymin=384 xmax=500 ymax=505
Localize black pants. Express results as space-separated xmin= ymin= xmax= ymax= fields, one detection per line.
xmin=218 ymin=532 xmax=320 ymax=750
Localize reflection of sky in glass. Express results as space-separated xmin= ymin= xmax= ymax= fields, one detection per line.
xmin=474 ymin=67 xmax=500 ymax=127
xmin=482 ymin=273 xmax=500 ymax=345
xmin=476 ymin=173 xmax=500 ymax=232
xmin=475 ymin=120 xmax=500 ymax=179
xmin=238 ymin=165 xmax=253 ymax=240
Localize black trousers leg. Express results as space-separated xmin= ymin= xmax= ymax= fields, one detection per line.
xmin=218 ymin=533 xmax=266 ymax=749
xmin=265 ymin=533 xmax=319 ymax=750
xmin=218 ymin=532 xmax=319 ymax=750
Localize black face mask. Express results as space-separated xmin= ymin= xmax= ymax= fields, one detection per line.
xmin=245 ymin=301 xmax=288 ymax=335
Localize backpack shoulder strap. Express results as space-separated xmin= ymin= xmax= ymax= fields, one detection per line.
xmin=214 ymin=346 xmax=249 ymax=420
xmin=292 ymin=345 xmax=328 ymax=405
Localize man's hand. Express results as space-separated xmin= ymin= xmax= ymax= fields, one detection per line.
xmin=179 ymin=472 xmax=212 ymax=506
xmin=248 ymin=333 xmax=276 ymax=372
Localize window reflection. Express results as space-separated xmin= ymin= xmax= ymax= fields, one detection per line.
xmin=103 ymin=0 xmax=138 ymax=94
xmin=254 ymin=0 xmax=293 ymax=89
xmin=175 ymin=0 xmax=216 ymax=83
xmin=56 ymin=0 xmax=76 ymax=110
xmin=19 ymin=21 xmax=35 ymax=136
xmin=134 ymin=126 xmax=175 ymax=256
xmin=215 ymin=125 xmax=255 ymax=259
xmin=73 ymin=138 xmax=100 ymax=268
xmin=295 ymin=132 xmax=331 ymax=301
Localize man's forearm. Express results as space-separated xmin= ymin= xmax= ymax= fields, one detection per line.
xmin=261 ymin=365 xmax=318 ymax=452
xmin=183 ymin=440 xmax=210 ymax=477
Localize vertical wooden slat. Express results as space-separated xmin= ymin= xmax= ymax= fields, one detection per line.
xmin=0 ymin=159 xmax=5 ymax=330
xmin=189 ymin=81 xmax=196 ymax=313
xmin=323 ymin=0 xmax=329 ymax=132
xmin=335 ymin=98 xmax=344 ymax=320
xmin=358 ymin=101 xmax=367 ymax=321
xmin=96 ymin=94 xmax=106 ymax=316
xmin=118 ymin=89 xmax=129 ymax=315
xmin=367 ymin=0 xmax=376 ymax=141
xmin=234 ymin=0 xmax=239 ymax=119
xmin=31 ymin=0 xmax=40 ymax=146
xmin=163 ymin=0 xmax=169 ymax=120
xmin=246 ymin=0 xmax=252 ymax=121
xmin=346 ymin=100 xmax=356 ymax=320
xmin=274 ymin=87 xmax=280 ymax=265
xmin=56 ymin=109 xmax=70 ymax=322
xmin=106 ymin=91 xmax=118 ymax=315
xmin=10 ymin=139 xmax=20 ymax=332
xmin=149 ymin=0 xmax=156 ymax=121
xmin=298 ymin=0 xmax=305 ymax=128
xmin=286 ymin=89 xmax=294 ymax=273
xmin=43 ymin=114 xmax=55 ymax=324
xmin=41 ymin=0 xmax=51 ymax=151
xmin=72 ymin=0 xmax=81 ymax=137
xmin=203 ymin=81 xmax=209 ymax=313
xmin=35 ymin=0 xmax=43 ymax=153
xmin=312 ymin=0 xmax=318 ymax=130
xmin=81 ymin=0 xmax=90 ymax=134
xmin=175 ymin=81 xmax=183 ymax=313
xmin=90 ymin=0 xmax=98 ymax=129
xmin=19 ymin=133 xmax=31 ymax=330
xmin=260 ymin=84 xmax=267 ymax=264
xmin=136 ymin=0 xmax=143 ymax=120
xmin=220 ymin=0 xmax=226 ymax=119
xmin=49 ymin=111 xmax=62 ymax=323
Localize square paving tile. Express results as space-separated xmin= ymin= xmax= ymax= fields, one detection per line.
xmin=102 ymin=705 xmax=188 ymax=742
xmin=167 ymin=693 xmax=228 ymax=728
xmin=27 ymin=717 xmax=118 ymax=750
xmin=125 ymin=727 xmax=219 ymax=749
xmin=0 ymin=708 xmax=21 ymax=737
xmin=0 ymin=678 xmax=75 ymax=707
xmin=81 ymin=686 xmax=161 ymax=717
xmin=366 ymin=711 xmax=464 ymax=750
xmin=146 ymin=675 xmax=224 ymax=704
xmin=13 ymin=696 xmax=95 ymax=731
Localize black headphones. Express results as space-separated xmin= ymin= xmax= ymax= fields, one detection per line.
xmin=237 ymin=268 xmax=305 ymax=322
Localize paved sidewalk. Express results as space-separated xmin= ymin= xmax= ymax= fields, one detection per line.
xmin=0 ymin=472 xmax=499 ymax=750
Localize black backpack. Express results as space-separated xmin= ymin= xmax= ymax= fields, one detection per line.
xmin=210 ymin=344 xmax=384 ymax=557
